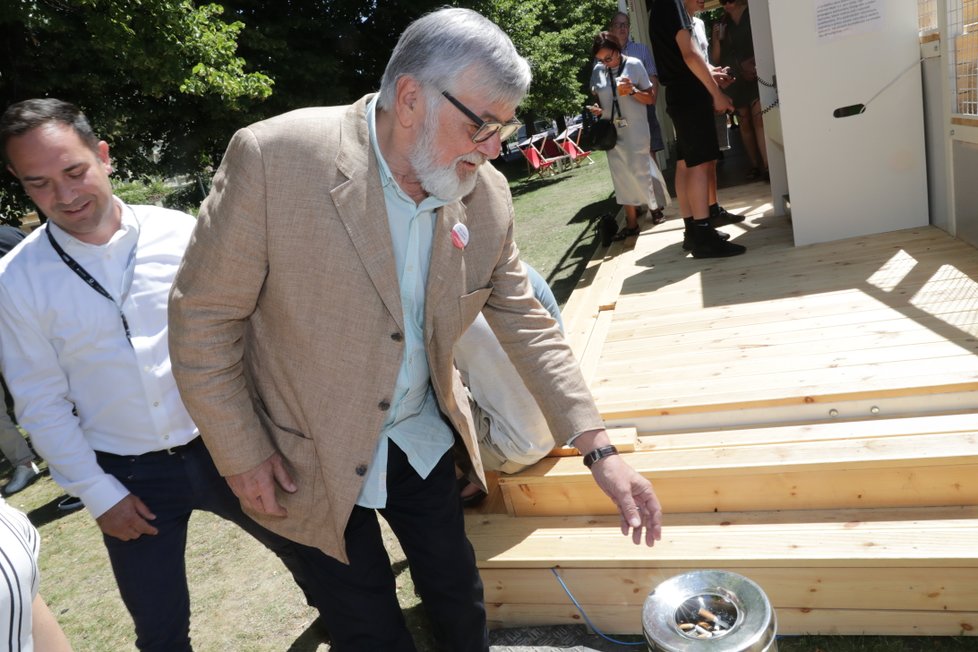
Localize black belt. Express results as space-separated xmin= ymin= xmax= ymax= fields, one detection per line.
xmin=95 ymin=436 xmax=203 ymax=461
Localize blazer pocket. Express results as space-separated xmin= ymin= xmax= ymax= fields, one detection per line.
xmin=253 ymin=402 xmax=323 ymax=516
xmin=458 ymin=285 xmax=493 ymax=333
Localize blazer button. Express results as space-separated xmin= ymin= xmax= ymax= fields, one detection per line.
xmin=378 ymin=400 xmax=391 ymax=411
xmin=390 ymin=332 xmax=403 ymax=342
xmin=355 ymin=464 xmax=368 ymax=476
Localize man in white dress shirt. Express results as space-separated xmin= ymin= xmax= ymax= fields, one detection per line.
xmin=0 ymin=98 xmax=323 ymax=652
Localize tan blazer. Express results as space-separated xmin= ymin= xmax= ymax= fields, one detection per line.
xmin=168 ymin=95 xmax=602 ymax=562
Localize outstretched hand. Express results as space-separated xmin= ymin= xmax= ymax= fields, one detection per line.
xmin=226 ymin=452 xmax=296 ymax=517
xmin=589 ymin=454 xmax=662 ymax=546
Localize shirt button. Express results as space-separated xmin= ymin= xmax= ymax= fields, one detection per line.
xmin=378 ymin=400 xmax=391 ymax=411
xmin=390 ymin=332 xmax=403 ymax=342
xmin=153 ymin=401 xmax=160 ymax=407
xmin=163 ymin=434 xmax=170 ymax=441
xmin=355 ymin=464 xmax=368 ymax=476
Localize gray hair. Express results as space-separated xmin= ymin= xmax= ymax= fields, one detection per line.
xmin=377 ymin=7 xmax=532 ymax=111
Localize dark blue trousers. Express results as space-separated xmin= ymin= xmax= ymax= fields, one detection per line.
xmin=287 ymin=441 xmax=488 ymax=652
xmin=96 ymin=437 xmax=322 ymax=651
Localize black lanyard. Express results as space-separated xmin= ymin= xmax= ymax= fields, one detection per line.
xmin=606 ymin=64 xmax=621 ymax=122
xmin=46 ymin=226 xmax=134 ymax=347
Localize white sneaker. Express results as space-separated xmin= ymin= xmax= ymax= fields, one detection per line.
xmin=2 ymin=462 xmax=40 ymax=496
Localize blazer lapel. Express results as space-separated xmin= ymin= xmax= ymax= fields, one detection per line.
xmin=425 ymin=201 xmax=466 ymax=343
xmin=332 ymin=96 xmax=404 ymax=332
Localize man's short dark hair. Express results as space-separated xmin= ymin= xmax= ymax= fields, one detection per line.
xmin=0 ymin=98 xmax=99 ymax=167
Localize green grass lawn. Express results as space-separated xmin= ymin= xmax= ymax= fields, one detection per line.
xmin=492 ymin=151 xmax=618 ymax=305
xmin=5 ymin=156 xmax=978 ymax=650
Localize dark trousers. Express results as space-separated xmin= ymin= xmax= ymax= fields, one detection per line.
xmin=288 ymin=441 xmax=488 ymax=652
xmin=96 ymin=437 xmax=322 ymax=652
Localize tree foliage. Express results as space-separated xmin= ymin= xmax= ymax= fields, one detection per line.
xmin=0 ymin=0 xmax=272 ymax=217
xmin=471 ymin=0 xmax=616 ymax=126
xmin=0 ymin=0 xmax=614 ymax=219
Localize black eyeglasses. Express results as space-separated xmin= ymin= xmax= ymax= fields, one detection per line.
xmin=720 ymin=0 xmax=736 ymax=4
xmin=611 ymin=21 xmax=629 ymax=29
xmin=599 ymin=53 xmax=618 ymax=65
xmin=441 ymin=91 xmax=522 ymax=144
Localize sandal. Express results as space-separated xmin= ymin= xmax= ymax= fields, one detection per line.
xmin=746 ymin=167 xmax=761 ymax=181
xmin=613 ymin=226 xmax=641 ymax=241
xmin=650 ymin=209 xmax=666 ymax=225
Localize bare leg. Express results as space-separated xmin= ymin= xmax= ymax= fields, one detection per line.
xmin=737 ymin=106 xmax=760 ymax=170
xmin=708 ymin=160 xmax=719 ymax=206
xmin=750 ymin=99 xmax=768 ymax=171
xmin=624 ymin=205 xmax=639 ymax=230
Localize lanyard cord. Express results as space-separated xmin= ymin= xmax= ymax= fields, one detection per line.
xmin=45 ymin=225 xmax=134 ymax=347
xmin=606 ymin=64 xmax=622 ymax=122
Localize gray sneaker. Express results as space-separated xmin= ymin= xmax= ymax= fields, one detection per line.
xmin=57 ymin=496 xmax=84 ymax=512
xmin=2 ymin=461 xmax=40 ymax=496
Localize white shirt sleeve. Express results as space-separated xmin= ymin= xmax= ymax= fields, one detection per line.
xmin=0 ymin=283 xmax=129 ymax=518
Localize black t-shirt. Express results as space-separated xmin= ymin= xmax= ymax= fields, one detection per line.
xmin=649 ymin=0 xmax=696 ymax=88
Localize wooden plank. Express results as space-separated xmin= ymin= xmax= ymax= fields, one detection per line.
xmin=468 ymin=507 xmax=978 ymax=569
xmin=607 ymin=296 xmax=978 ymax=341
xmin=481 ymin=566 xmax=978 ymax=611
xmin=577 ymin=310 xmax=614 ymax=385
xmin=486 ymin=603 xmax=978 ymax=636
xmin=632 ymin=412 xmax=978 ymax=452
xmin=510 ymin=430 xmax=978 ymax=480
xmin=500 ymin=463 xmax=978 ymax=516
xmin=591 ymin=369 xmax=978 ymax=419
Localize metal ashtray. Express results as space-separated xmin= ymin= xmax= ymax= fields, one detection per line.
xmin=642 ymin=570 xmax=777 ymax=652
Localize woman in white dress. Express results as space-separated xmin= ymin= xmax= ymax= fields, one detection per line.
xmin=589 ymin=31 xmax=668 ymax=239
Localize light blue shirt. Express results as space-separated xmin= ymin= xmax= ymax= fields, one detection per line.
xmin=356 ymin=96 xmax=455 ymax=508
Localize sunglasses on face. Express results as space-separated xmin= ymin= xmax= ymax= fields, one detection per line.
xmin=721 ymin=0 xmax=736 ymax=4
xmin=599 ymin=53 xmax=618 ymax=64
xmin=441 ymin=91 xmax=522 ymax=144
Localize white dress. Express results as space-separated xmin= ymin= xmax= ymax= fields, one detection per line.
xmin=591 ymin=55 xmax=668 ymax=208
xmin=0 ymin=498 xmax=40 ymax=651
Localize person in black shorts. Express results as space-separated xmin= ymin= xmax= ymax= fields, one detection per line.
xmin=649 ymin=0 xmax=746 ymax=258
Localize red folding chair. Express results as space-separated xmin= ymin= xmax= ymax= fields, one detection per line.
xmin=521 ymin=144 xmax=555 ymax=179
xmin=538 ymin=137 xmax=572 ymax=172
xmin=559 ymin=138 xmax=594 ymax=167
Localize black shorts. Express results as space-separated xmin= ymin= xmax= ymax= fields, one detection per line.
xmin=665 ymin=83 xmax=720 ymax=168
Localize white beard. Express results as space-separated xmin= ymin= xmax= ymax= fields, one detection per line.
xmin=409 ymin=110 xmax=485 ymax=202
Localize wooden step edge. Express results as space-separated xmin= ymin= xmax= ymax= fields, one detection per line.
xmin=629 ymin=411 xmax=978 ymax=451
xmin=486 ymin=604 xmax=978 ymax=637
xmin=501 ymin=439 xmax=978 ymax=484
xmin=595 ymin=381 xmax=978 ymax=422
xmin=466 ymin=507 xmax=978 ymax=569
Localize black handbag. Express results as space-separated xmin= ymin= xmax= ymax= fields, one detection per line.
xmin=587 ymin=65 xmax=621 ymax=151
xmin=589 ymin=118 xmax=617 ymax=151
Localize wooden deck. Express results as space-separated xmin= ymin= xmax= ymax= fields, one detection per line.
xmin=468 ymin=181 xmax=978 ymax=637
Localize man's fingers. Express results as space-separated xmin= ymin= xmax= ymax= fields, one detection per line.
xmin=271 ymin=456 xmax=297 ymax=493
xmin=256 ymin=492 xmax=288 ymax=517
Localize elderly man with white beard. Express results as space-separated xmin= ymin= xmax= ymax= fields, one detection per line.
xmin=167 ymin=7 xmax=663 ymax=652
